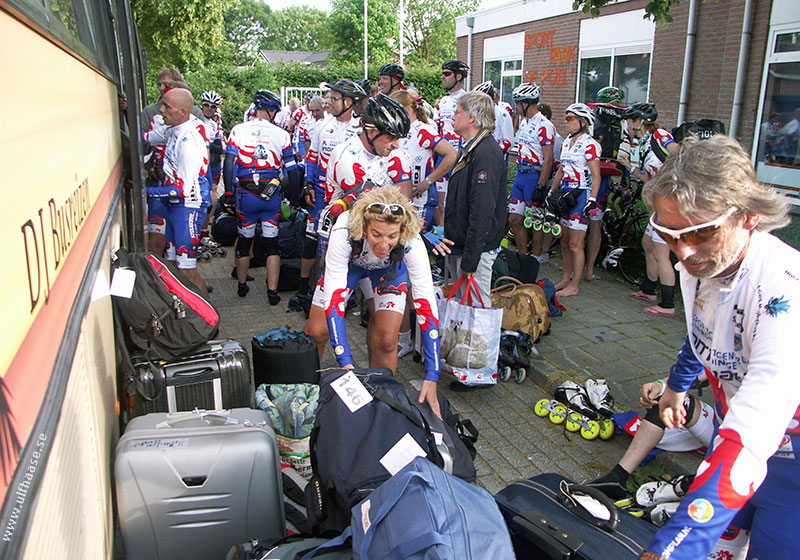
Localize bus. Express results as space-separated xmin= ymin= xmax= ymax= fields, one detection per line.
xmin=0 ymin=0 xmax=147 ymax=556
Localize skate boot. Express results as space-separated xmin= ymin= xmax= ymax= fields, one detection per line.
xmin=648 ymin=501 xmax=680 ymax=527
xmin=497 ymin=332 xmax=517 ymax=382
xmin=200 ymin=236 xmax=227 ymax=257
xmin=584 ymin=378 xmax=615 ymax=417
xmin=554 ymin=381 xmax=598 ymax=419
xmin=529 ymin=206 xmax=546 ymax=231
xmin=541 ymin=211 xmax=562 ymax=238
xmin=636 ymin=475 xmax=691 ymax=508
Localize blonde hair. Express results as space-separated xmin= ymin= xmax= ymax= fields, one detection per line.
xmin=643 ymin=135 xmax=790 ymax=232
xmin=390 ymin=90 xmax=429 ymax=124
xmin=348 ymin=186 xmax=420 ymax=245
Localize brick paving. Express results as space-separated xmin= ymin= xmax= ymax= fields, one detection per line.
xmin=199 ymin=248 xmax=704 ymax=492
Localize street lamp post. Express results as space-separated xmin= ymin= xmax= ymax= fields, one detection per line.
xmin=364 ymin=0 xmax=368 ymax=79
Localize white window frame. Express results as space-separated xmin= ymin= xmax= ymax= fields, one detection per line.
xmin=483 ymin=57 xmax=523 ymax=100
xmin=576 ymin=44 xmax=653 ymax=104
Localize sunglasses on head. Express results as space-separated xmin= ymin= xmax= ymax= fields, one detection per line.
xmin=649 ymin=208 xmax=736 ymax=246
xmin=367 ymin=202 xmax=406 ymax=217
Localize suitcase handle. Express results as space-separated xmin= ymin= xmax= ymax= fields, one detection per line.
xmin=510 ymin=511 xmax=583 ymax=560
xmin=156 ymin=409 xmax=238 ymax=429
xmin=557 ymin=482 xmax=619 ymax=533
xmin=166 ymin=365 xmax=219 ymax=386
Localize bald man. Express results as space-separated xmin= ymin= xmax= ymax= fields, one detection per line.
xmin=151 ymin=88 xmax=211 ymax=295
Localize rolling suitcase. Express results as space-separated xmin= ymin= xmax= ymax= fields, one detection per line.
xmin=116 ymin=408 xmax=285 ymax=560
xmin=494 ymin=473 xmax=657 ymax=560
xmin=126 ymin=338 xmax=254 ymax=418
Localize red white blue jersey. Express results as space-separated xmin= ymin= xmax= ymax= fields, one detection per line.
xmin=437 ymin=88 xmax=466 ymax=151
xmin=200 ymin=115 xmax=224 ymax=144
xmin=326 ymin=136 xmax=412 ymax=204
xmin=160 ymin=119 xmax=208 ymax=207
xmin=322 ymin=211 xmax=441 ymax=380
xmin=306 ymin=115 xmax=361 ymax=191
xmin=493 ymin=104 xmax=514 ymax=155
xmin=225 ymin=117 xmax=298 ymax=182
xmin=516 ymin=112 xmax=555 ymax=167
xmin=290 ymin=106 xmax=307 ymax=147
xmin=646 ymin=232 xmax=800 ymax=559
xmin=399 ymin=120 xmax=440 ymax=208
xmin=274 ymin=106 xmax=292 ymax=130
xmin=498 ymin=100 xmax=513 ymax=119
xmin=639 ymin=128 xmax=675 ymax=177
xmin=559 ymin=133 xmax=600 ymax=190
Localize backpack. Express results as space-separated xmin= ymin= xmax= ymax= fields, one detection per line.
xmin=306 ymin=368 xmax=444 ymax=532
xmin=491 ymin=277 xmax=551 ymax=343
xmin=112 ymin=249 xmax=220 ymax=362
xmin=304 ymin=457 xmax=515 ymax=560
xmin=279 ymin=210 xmax=306 ymax=258
xmin=537 ymin=277 xmax=565 ymax=317
xmin=672 ymin=119 xmax=726 ymax=143
xmin=592 ymin=104 xmax=624 ymax=159
xmin=491 ymin=247 xmax=539 ymax=286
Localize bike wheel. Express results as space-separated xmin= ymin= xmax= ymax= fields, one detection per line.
xmin=618 ymin=211 xmax=649 ymax=285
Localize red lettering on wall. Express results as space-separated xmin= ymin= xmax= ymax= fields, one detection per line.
xmin=524 ymin=30 xmax=556 ymax=50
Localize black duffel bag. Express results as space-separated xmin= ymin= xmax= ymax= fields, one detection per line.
xmin=252 ymin=326 xmax=320 ymax=386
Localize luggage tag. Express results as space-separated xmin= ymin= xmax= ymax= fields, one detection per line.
xmin=331 ymin=371 xmax=373 ymax=413
xmin=110 ymin=267 xmax=136 ymax=298
xmin=380 ymin=433 xmax=426 ymax=476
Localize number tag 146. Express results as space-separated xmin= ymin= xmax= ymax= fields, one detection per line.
xmin=331 ymin=371 xmax=373 ymax=413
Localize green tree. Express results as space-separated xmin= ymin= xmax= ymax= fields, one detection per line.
xmin=132 ymin=0 xmax=235 ymax=73
xmin=223 ymin=0 xmax=272 ymax=63
xmin=572 ymin=0 xmax=681 ymax=22
xmin=261 ymin=6 xmax=330 ymax=51
xmin=403 ymin=0 xmax=478 ymax=65
xmin=328 ymin=0 xmax=400 ymax=64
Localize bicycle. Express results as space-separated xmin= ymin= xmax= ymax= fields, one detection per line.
xmin=600 ymin=174 xmax=649 ymax=285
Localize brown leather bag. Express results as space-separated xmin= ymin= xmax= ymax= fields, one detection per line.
xmin=490 ymin=276 xmax=551 ymax=343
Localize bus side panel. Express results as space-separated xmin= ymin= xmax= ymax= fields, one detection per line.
xmin=20 ymin=230 xmax=120 ymax=559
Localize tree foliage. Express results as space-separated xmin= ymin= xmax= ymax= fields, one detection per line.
xmin=572 ymin=0 xmax=682 ymax=23
xmin=260 ymin=6 xmax=330 ymax=51
xmin=403 ymin=0 xmax=478 ymax=65
xmin=132 ymin=0 xmax=235 ymax=72
xmin=223 ymin=0 xmax=272 ymax=64
xmin=327 ymin=0 xmax=400 ymax=64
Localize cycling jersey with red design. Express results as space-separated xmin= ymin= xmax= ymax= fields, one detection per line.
xmin=559 ymin=133 xmax=601 ymax=190
xmin=517 ymin=112 xmax=555 ymax=167
xmin=400 ymin=120 xmax=440 ymax=207
xmin=326 ymin=135 xmax=411 ymax=203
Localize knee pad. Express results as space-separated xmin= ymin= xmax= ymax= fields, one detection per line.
xmin=303 ymin=236 xmax=318 ymax=260
xmin=644 ymin=403 xmax=666 ymax=430
xmin=264 ymin=235 xmax=280 ymax=256
xmin=235 ymin=234 xmax=253 ymax=258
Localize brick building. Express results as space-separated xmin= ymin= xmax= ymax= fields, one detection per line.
xmin=456 ymin=0 xmax=800 ymax=201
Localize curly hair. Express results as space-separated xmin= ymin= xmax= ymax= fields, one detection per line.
xmin=643 ymin=135 xmax=790 ymax=232
xmin=347 ymin=186 xmax=420 ymax=246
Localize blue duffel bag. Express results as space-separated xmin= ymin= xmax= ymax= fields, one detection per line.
xmin=304 ymin=456 xmax=515 ymax=560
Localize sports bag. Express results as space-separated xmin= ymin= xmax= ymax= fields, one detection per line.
xmin=592 ymin=104 xmax=624 ymax=159
xmin=306 ymin=368 xmax=444 ymax=531
xmin=303 ymin=457 xmax=515 ymax=560
xmin=112 ymin=249 xmax=219 ymax=362
xmin=672 ymin=118 xmax=726 ymax=143
xmin=491 ymin=276 xmax=551 ymax=343
xmin=491 ymin=247 xmax=540 ymax=286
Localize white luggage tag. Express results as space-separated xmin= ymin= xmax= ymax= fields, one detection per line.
xmin=331 ymin=371 xmax=373 ymax=413
xmin=110 ymin=267 xmax=136 ymax=298
xmin=379 ymin=433 xmax=426 ymax=476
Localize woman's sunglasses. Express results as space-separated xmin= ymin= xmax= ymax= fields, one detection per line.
xmin=367 ymin=202 xmax=406 ymax=216
xmin=202 ymin=102 xmax=218 ymax=109
xmin=649 ymin=208 xmax=736 ymax=246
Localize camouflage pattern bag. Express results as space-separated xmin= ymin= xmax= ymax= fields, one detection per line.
xmin=491 ymin=276 xmax=551 ymax=343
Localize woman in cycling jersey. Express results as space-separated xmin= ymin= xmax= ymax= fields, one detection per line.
xmin=304 ymin=186 xmax=442 ymax=415
xmin=548 ymin=103 xmax=602 ymax=297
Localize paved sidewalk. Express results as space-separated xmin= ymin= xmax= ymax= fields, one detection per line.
xmin=199 ymin=249 xmax=704 ymax=495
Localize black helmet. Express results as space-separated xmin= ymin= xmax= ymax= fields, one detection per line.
xmin=623 ymin=102 xmax=658 ymax=122
xmin=328 ymin=79 xmax=368 ymax=101
xmin=378 ymin=63 xmax=405 ymax=81
xmin=473 ymin=81 xmax=495 ymax=98
xmin=360 ymin=93 xmax=411 ymax=138
xmin=253 ymin=90 xmax=281 ymax=111
xmin=442 ymin=59 xmax=469 ymax=77
xmin=356 ymin=79 xmax=371 ymax=95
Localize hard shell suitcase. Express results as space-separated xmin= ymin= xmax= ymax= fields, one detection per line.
xmin=127 ymin=338 xmax=254 ymax=418
xmin=116 ymin=408 xmax=285 ymax=560
xmin=494 ymin=473 xmax=657 ymax=560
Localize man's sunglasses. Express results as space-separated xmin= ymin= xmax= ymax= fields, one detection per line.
xmin=649 ymin=208 xmax=736 ymax=246
xmin=367 ymin=203 xmax=406 ymax=217
xmin=441 ymin=71 xmax=454 ymax=77
xmin=202 ymin=102 xmax=218 ymax=108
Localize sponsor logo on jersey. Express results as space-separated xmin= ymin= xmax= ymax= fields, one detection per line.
xmin=335 ymin=345 xmax=344 ymax=355
xmin=687 ymin=498 xmax=714 ymax=523
xmin=765 ymin=295 xmax=790 ymax=317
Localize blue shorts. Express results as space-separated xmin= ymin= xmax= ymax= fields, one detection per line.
xmin=165 ymin=201 xmax=203 ymax=269
xmin=306 ymin=183 xmax=327 ymax=235
xmin=415 ymin=205 xmax=435 ymax=230
xmin=148 ymin=192 xmax=169 ymax=235
xmin=508 ymin=167 xmax=542 ymax=215
xmin=236 ymin=187 xmax=281 ymax=239
xmin=591 ymin=176 xmax=611 ymax=221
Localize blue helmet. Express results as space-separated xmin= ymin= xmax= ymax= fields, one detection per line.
xmin=253 ymin=90 xmax=281 ymax=111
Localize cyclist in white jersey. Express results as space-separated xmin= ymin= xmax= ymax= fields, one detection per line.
xmin=435 ymin=59 xmax=469 ymax=224
xmin=377 ymin=63 xmax=406 ymax=95
xmin=473 ymin=81 xmax=514 ymax=161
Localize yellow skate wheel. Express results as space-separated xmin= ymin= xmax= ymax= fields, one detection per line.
xmin=549 ymin=404 xmax=567 ymax=424
xmin=534 ymin=399 xmax=550 ymax=417
xmin=565 ymin=412 xmax=582 ymax=432
xmin=552 ymin=224 xmax=563 ymax=237
xmin=599 ymin=418 xmax=615 ymax=441
xmin=580 ymin=420 xmax=601 ymax=440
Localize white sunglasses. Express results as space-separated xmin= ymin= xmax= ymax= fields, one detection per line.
xmin=649 ymin=208 xmax=736 ymax=246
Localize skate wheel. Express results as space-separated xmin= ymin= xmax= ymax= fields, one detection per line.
xmin=198 ymin=251 xmax=211 ymax=260
xmin=565 ymin=412 xmax=582 ymax=432
xmin=218 ymin=248 xmax=227 ymax=257
xmin=532 ymin=221 xmax=542 ymax=232
xmin=549 ymin=404 xmax=567 ymax=424
xmin=534 ymin=399 xmax=550 ymax=417
xmin=523 ymin=217 xmax=533 ymax=229
xmin=499 ymin=366 xmax=512 ymax=382
xmin=552 ymin=224 xmax=562 ymax=237
xmin=412 ymin=351 xmax=421 ymax=363
xmin=513 ymin=368 xmax=526 ymax=383
xmin=542 ymin=223 xmax=551 ymax=234
xmin=580 ymin=420 xmax=601 ymax=440
xmin=599 ymin=418 xmax=614 ymax=441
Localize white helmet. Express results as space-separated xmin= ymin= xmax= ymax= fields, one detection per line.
xmin=201 ymin=90 xmax=222 ymax=105
xmin=512 ymin=82 xmax=540 ymax=103
xmin=566 ymin=102 xmax=594 ymax=134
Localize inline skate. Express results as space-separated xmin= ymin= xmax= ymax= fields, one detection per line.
xmin=534 ymin=381 xmax=614 ymax=440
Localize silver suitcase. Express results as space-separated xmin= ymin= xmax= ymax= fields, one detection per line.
xmin=115 ymin=408 xmax=285 ymax=560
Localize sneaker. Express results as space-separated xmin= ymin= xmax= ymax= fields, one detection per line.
xmin=635 ymin=475 xmax=689 ymax=508
xmin=268 ymin=289 xmax=281 ymax=306
xmin=397 ymin=336 xmax=414 ymax=359
xmin=554 ymin=380 xmax=598 ymax=419
xmin=648 ymin=501 xmax=680 ymax=527
xmin=584 ymin=379 xmax=615 ymax=417
xmin=237 ymin=283 xmax=249 ymax=297
xmin=537 ymin=252 xmax=550 ymax=264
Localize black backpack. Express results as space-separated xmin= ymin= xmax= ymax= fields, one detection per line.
xmin=592 ymin=104 xmax=624 ymax=159
xmin=672 ymin=119 xmax=726 ymax=143
xmin=112 ymin=249 xmax=220 ymax=362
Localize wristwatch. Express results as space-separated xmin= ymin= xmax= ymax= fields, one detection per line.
xmin=424 ymin=177 xmax=433 ymax=186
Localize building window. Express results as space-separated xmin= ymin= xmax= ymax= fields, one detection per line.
xmin=578 ymin=49 xmax=651 ymax=105
xmin=754 ymin=28 xmax=800 ymax=200
xmin=484 ymin=58 xmax=522 ymax=105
